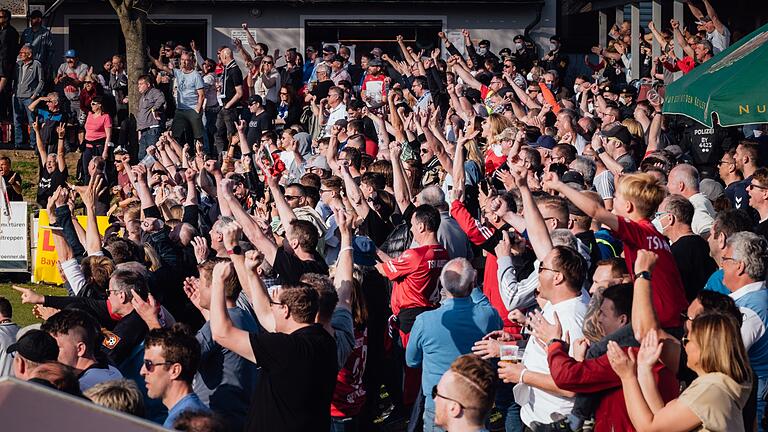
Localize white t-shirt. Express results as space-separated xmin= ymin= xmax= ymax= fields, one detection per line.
xmin=708 ymin=26 xmax=731 ymax=54
xmin=518 ymin=294 xmax=589 ymax=426
xmin=689 ymin=193 xmax=715 ymax=236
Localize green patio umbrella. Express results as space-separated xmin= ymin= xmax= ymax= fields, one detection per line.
xmin=663 ymin=22 xmax=768 ymax=127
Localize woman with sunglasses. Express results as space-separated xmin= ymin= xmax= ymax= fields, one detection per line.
xmin=608 ymin=312 xmax=752 ymax=432
xmin=253 ymin=55 xmax=281 ymax=119
xmin=81 ymin=95 xmax=112 ymax=183
xmin=274 ymin=85 xmax=301 ymax=130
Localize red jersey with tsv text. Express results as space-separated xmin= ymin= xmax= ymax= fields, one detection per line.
xmin=331 ymin=327 xmax=368 ymax=418
xmin=382 ymin=244 xmax=450 ymax=315
xmin=615 ymin=217 xmax=688 ymax=328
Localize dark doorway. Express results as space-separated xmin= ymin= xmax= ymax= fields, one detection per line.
xmin=305 ymin=19 xmax=443 ymax=63
xmin=68 ymin=19 xmax=208 ymax=69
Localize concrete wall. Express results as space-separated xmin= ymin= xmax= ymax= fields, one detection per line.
xmin=40 ymin=0 xmax=556 ymax=66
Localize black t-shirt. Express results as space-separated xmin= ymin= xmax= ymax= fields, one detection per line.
xmin=756 ymin=220 xmax=768 ymax=241
xmin=37 ymin=166 xmax=67 ymax=208
xmin=246 ymin=111 xmax=273 ymax=147
xmin=222 ymin=61 xmax=244 ymax=105
xmin=358 ymin=209 xmax=394 ymax=247
xmin=671 ymin=234 xmax=719 ymax=302
xmin=247 ymin=324 xmax=337 ymax=432
xmin=272 ymin=246 xmax=329 ymax=284
xmin=2 ymin=171 xmax=23 ymax=201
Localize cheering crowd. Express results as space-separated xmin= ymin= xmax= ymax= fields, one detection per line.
xmin=1 ymin=1 xmax=767 ymax=431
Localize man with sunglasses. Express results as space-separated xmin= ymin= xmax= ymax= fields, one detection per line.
xmin=141 ymin=324 xmax=210 ymax=429
xmin=433 ymin=354 xmax=497 ymax=432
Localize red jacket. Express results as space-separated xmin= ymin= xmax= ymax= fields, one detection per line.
xmin=547 ymin=341 xmax=679 ymax=432
xmin=450 ymin=200 xmax=518 ymax=331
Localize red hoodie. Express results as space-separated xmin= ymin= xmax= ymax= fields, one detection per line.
xmin=450 ymin=199 xmax=520 ymax=331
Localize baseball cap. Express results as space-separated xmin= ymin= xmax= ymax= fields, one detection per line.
xmin=495 ymin=127 xmax=516 ymax=142
xmin=499 ymin=47 xmax=512 ymax=57
xmin=352 ymin=236 xmax=377 ymax=266
xmin=700 ymin=178 xmax=725 ymax=202
xmin=561 ymin=170 xmax=585 ymax=187
xmin=247 ymin=94 xmax=263 ymax=106
xmin=64 ymin=49 xmax=77 ymax=58
xmin=479 ymin=39 xmax=491 ymax=47
xmin=533 ymin=135 xmax=557 ymax=149
xmin=7 ymin=329 xmax=60 ymax=363
xmin=307 ymin=155 xmax=331 ymax=171
xmin=602 ymin=124 xmax=633 ymax=147
xmin=370 ymin=47 xmax=383 ymax=57
xmin=113 ymin=145 xmax=128 ymax=155
xmin=29 ymin=10 xmax=43 ymax=19
xmin=323 ymin=45 xmax=337 ymax=54
xmin=368 ymin=58 xmax=384 ymax=67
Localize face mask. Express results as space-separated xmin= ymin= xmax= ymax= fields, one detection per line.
xmin=573 ymin=84 xmax=581 ymax=94
xmin=491 ymin=144 xmax=504 ymax=157
xmin=618 ymin=96 xmax=627 ymax=105
xmin=755 ymin=130 xmax=764 ymax=138
xmin=550 ymin=42 xmax=558 ymax=50
xmin=526 ymin=72 xmax=534 ymax=81
xmin=651 ymin=216 xmax=668 ymax=233
xmin=477 ymin=47 xmax=488 ymax=55
xmin=515 ymin=42 xmax=524 ymax=51
xmin=588 ymin=102 xmax=595 ymax=113
xmin=545 ymin=82 xmax=554 ymax=90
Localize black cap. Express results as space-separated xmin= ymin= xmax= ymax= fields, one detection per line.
xmin=602 ymin=124 xmax=633 ymax=147
xmin=323 ymin=45 xmax=337 ymax=54
xmin=30 ymin=10 xmax=43 ymax=19
xmin=368 ymin=58 xmax=384 ymax=67
xmin=479 ymin=39 xmax=491 ymax=47
xmin=248 ymin=94 xmax=263 ymax=106
xmin=332 ymin=54 xmax=345 ymax=64
xmin=8 ymin=330 xmax=59 ymax=363
xmin=561 ymin=170 xmax=585 ymax=187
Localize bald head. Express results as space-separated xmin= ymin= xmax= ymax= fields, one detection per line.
xmin=439 ymin=258 xmax=476 ymax=298
xmin=220 ymin=47 xmax=233 ymax=61
xmin=669 ymin=164 xmax=700 ymax=195
xmin=417 ymin=185 xmax=447 ymax=210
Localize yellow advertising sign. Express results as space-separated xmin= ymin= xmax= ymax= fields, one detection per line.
xmin=34 ymin=210 xmax=111 ymax=285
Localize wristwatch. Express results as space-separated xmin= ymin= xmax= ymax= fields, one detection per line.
xmin=596 ymin=147 xmax=606 ymax=155
xmin=226 ymin=245 xmax=243 ymax=255
xmin=637 ymin=271 xmax=652 ymax=281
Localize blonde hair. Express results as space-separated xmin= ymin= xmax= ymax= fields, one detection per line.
xmin=84 ymin=379 xmax=145 ymax=417
xmin=484 ymin=114 xmax=514 ymax=148
xmin=143 ymin=243 xmax=162 ymax=271
xmin=616 ymin=173 xmax=666 ymax=218
xmin=691 ymin=313 xmax=751 ymax=384
xmin=464 ymin=139 xmax=484 ymax=169
xmin=622 ymin=118 xmax=644 ymax=139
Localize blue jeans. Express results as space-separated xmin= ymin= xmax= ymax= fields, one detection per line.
xmin=12 ymin=96 xmax=35 ymax=148
xmin=758 ymin=376 xmax=767 ymax=432
xmin=138 ymin=127 xmax=161 ymax=161
xmin=423 ymin=406 xmax=446 ymax=432
xmin=495 ymin=380 xmax=524 ymax=432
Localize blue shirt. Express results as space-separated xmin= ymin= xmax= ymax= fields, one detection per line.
xmin=704 ymin=269 xmax=731 ymax=295
xmin=193 ymin=307 xmax=259 ymax=429
xmin=405 ymin=289 xmax=503 ymax=409
xmin=163 ymin=393 xmax=210 ymax=428
xmin=173 ymin=68 xmax=204 ymax=111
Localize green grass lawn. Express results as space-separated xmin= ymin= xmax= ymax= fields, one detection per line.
xmin=0 ymin=282 xmax=67 ymax=327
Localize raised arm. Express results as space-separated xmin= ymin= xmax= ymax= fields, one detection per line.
xmin=78 ymin=176 xmax=105 ymax=255
xmin=450 ymin=58 xmax=483 ymax=91
xmin=389 ymin=143 xmax=412 ymax=213
xmin=335 ymin=210 xmax=354 ymax=312
xmin=341 ymin=163 xmax=370 ymax=219
xmin=631 ymin=250 xmax=660 ymax=342
xmin=210 ymin=261 xmax=256 ymax=363
xmin=512 ymin=166 xmax=552 ymax=260
xmin=702 ymin=0 xmax=726 ymax=34
xmin=544 ymin=173 xmax=619 ymax=231
xmin=147 ymin=49 xmax=173 ymax=74
xmin=55 ymin=124 xmax=66 ymax=171
xmin=671 ymin=20 xmax=695 ymax=59
xmin=130 ymin=165 xmax=156 ymax=211
xmin=220 ymin=178 xmax=278 ymax=265
xmin=265 ymin=173 xmax=298 ymax=241
xmin=32 ymin=120 xmax=47 ymax=162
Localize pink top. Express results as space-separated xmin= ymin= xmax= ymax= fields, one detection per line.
xmin=84 ymin=112 xmax=112 ymax=141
